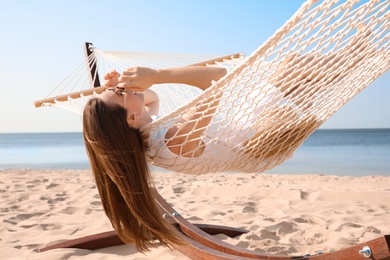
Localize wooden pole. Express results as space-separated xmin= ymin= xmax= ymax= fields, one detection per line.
xmin=84 ymin=42 xmax=101 ymax=88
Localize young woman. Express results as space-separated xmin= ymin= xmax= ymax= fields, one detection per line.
xmin=82 ymin=24 xmax=373 ymax=252
xmin=82 ymin=66 xmax=227 ymax=252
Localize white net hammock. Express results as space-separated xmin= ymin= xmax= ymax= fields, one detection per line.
xmin=35 ymin=0 xmax=390 ymax=175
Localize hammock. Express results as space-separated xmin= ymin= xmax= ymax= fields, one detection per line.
xmin=34 ymin=0 xmax=390 ymax=175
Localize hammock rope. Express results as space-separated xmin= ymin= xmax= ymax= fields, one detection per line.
xmin=34 ymin=0 xmax=390 ymax=175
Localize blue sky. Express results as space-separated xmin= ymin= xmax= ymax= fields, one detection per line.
xmin=1 ymin=0 xmax=389 ymax=133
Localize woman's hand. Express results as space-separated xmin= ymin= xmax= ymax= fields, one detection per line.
xmin=103 ymin=70 xmax=120 ymax=87
xmin=118 ymin=67 xmax=158 ymax=92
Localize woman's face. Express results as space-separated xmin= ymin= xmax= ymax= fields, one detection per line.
xmin=98 ymin=88 xmax=145 ymax=118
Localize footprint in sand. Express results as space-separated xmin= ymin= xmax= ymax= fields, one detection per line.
xmin=235 ymin=241 xmax=250 ymax=248
xmin=0 ymin=205 xmax=19 ymax=213
xmin=3 ymin=212 xmax=45 ymax=231
xmin=15 ymin=212 xmax=44 ymax=221
xmin=300 ymin=191 xmax=309 ymax=200
xmin=47 ymin=197 xmax=66 ymax=204
xmin=259 ymin=229 xmax=279 ymax=241
xmin=90 ymin=201 xmax=102 ymax=206
xmin=242 ymin=201 xmax=257 ymax=213
xmin=19 ymin=224 xmax=38 ymax=229
xmin=267 ymin=245 xmax=297 ymax=255
xmin=39 ymin=223 xmax=62 ymax=230
xmin=46 ymin=183 xmax=59 ymax=189
xmin=59 ymin=206 xmax=79 ymax=215
xmin=266 ymin=221 xmax=299 ymax=235
xmin=242 ymin=206 xmax=256 ymax=213
xmin=16 ymin=195 xmax=29 ymax=202
xmin=26 ymin=179 xmax=49 ymax=185
xmin=172 ymin=186 xmax=186 ymax=194
xmin=292 ymin=214 xmax=323 ymax=224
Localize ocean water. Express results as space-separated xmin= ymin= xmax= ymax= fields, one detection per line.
xmin=0 ymin=129 xmax=389 ymax=176
xmin=266 ymin=128 xmax=390 ymax=176
xmin=0 ymin=133 xmax=89 ymax=170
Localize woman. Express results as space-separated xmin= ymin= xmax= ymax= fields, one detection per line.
xmin=83 ymin=24 xmax=373 ymax=252
xmin=82 ymin=66 xmax=227 ymax=252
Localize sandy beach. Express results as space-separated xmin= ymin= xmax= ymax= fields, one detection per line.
xmin=2 ymin=169 xmax=390 ymax=260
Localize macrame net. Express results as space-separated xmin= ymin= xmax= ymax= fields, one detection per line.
xmin=35 ymin=0 xmax=390 ymax=175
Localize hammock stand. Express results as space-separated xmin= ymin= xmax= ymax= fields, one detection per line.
xmin=35 ymin=0 xmax=390 ymax=259
xmin=39 ymin=189 xmax=390 ymax=259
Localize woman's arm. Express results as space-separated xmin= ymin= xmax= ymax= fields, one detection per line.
xmin=118 ymin=66 xmax=227 ymax=91
xmin=143 ymin=89 xmax=159 ymax=117
xmin=154 ymin=66 xmax=227 ymax=90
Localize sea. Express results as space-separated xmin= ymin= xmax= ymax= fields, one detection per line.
xmin=0 ymin=129 xmax=389 ymax=176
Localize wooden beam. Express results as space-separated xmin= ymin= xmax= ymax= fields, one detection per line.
xmin=33 ymin=86 xmax=106 ymax=108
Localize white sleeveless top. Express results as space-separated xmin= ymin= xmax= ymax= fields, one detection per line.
xmin=146 ymin=85 xmax=295 ymax=175
xmin=146 ymin=122 xmax=265 ymax=174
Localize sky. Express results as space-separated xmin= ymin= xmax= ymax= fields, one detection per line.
xmin=0 ymin=0 xmax=389 ymax=133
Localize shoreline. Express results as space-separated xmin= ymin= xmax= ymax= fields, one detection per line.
xmin=2 ymin=169 xmax=390 ymax=259
xmin=1 ymin=166 xmax=389 ymax=177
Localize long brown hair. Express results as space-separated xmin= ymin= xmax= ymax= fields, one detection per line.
xmin=83 ymin=97 xmax=182 ymax=252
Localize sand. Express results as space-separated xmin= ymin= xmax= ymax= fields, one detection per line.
xmin=1 ymin=169 xmax=390 ymax=260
